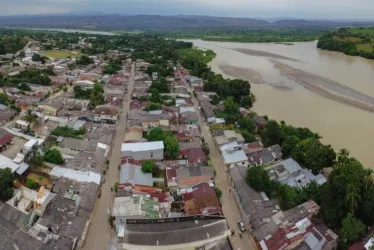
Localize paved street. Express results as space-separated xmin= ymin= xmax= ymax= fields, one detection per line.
xmin=82 ymin=66 xmax=134 ymax=250
xmin=191 ymin=91 xmax=257 ymax=250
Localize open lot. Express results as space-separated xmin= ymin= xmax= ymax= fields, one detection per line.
xmin=1 ymin=136 xmax=27 ymax=159
xmin=42 ymin=50 xmax=78 ymax=59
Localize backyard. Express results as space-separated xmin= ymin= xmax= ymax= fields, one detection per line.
xmin=42 ymin=50 xmax=78 ymax=59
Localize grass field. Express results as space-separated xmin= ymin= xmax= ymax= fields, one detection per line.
xmin=357 ymin=43 xmax=373 ymax=52
xmin=42 ymin=50 xmax=78 ymax=59
xmin=349 ymin=27 xmax=374 ymax=36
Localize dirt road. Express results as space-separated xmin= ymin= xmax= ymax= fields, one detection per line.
xmin=82 ymin=66 xmax=134 ymax=250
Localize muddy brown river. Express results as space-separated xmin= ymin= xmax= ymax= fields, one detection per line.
xmin=189 ymin=40 xmax=374 ymax=168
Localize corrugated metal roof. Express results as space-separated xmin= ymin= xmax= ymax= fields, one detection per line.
xmin=121 ymin=141 xmax=164 ymax=152
xmin=49 ymin=166 xmax=101 ymax=185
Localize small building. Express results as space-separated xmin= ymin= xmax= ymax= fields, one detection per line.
xmin=0 ymin=104 xmax=17 ymax=125
xmin=63 ymin=98 xmax=91 ymax=111
xmin=120 ymin=162 xmax=163 ymax=186
xmin=15 ymin=119 xmax=30 ymax=131
xmin=38 ymin=99 xmax=63 ymax=116
xmin=73 ymin=80 xmax=95 ymax=89
xmin=93 ymin=105 xmax=119 ymax=124
xmin=221 ymin=146 xmax=249 ymax=168
xmin=247 ymin=144 xmax=282 ymax=167
xmin=124 ymin=126 xmax=144 ymax=142
xmin=121 ymin=141 xmax=164 ymax=161
xmin=252 ymin=115 xmax=267 ymax=129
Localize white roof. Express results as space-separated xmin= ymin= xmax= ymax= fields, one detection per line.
xmin=24 ymin=139 xmax=38 ymax=149
xmin=222 ymin=148 xmax=248 ymax=164
xmin=121 ymin=141 xmax=164 ymax=152
xmin=75 ymin=80 xmax=95 ymax=85
xmin=365 ymin=237 xmax=374 ymax=250
xmin=16 ymin=119 xmax=29 ymax=127
xmin=219 ymin=141 xmax=239 ymax=152
xmin=49 ymin=166 xmax=101 ymax=185
xmin=179 ymin=107 xmax=195 ymax=113
xmin=0 ymin=154 xmax=20 ymax=172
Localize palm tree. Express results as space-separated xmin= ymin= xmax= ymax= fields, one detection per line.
xmin=24 ymin=109 xmax=37 ymax=131
xmin=345 ymin=184 xmax=361 ymax=214
xmin=364 ymin=169 xmax=374 ymax=191
xmin=337 ymin=148 xmax=350 ymax=166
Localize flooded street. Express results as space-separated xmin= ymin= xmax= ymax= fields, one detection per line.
xmin=190 ymin=40 xmax=374 ymax=168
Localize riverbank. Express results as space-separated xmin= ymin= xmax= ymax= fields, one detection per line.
xmin=230 ymin=48 xmax=300 ymax=62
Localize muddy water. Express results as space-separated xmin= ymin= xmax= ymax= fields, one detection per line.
xmin=190 ymin=40 xmax=374 ymax=168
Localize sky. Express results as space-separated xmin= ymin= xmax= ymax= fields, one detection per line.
xmin=1 ymin=0 xmax=374 ymax=20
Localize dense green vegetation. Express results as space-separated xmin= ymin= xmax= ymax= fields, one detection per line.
xmin=178 ymin=48 xmax=216 ymax=64
xmin=318 ymin=27 xmax=374 ymax=59
xmin=0 ymin=168 xmax=15 ymax=202
xmin=103 ymin=59 xmax=122 ymax=74
xmin=161 ymin=28 xmax=327 ymax=43
xmin=0 ymin=34 xmax=28 ymax=54
xmin=43 ymin=148 xmax=64 ymax=165
xmin=76 ymin=55 xmax=94 ymax=65
xmin=51 ymin=126 xmax=86 ymax=139
xmin=147 ymin=127 xmax=180 ymax=160
xmin=141 ymin=161 xmax=158 ymax=175
xmin=0 ymin=67 xmax=54 ymax=87
xmin=74 ymin=82 xmax=104 ymax=107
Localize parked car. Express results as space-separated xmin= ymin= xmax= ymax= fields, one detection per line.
xmin=238 ymin=220 xmax=246 ymax=232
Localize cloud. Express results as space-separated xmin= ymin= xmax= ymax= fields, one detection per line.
xmin=0 ymin=0 xmax=374 ymax=19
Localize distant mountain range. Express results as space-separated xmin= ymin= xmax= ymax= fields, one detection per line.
xmin=0 ymin=14 xmax=374 ymax=30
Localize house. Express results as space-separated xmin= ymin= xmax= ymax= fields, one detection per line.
xmin=247 ymin=144 xmax=282 ymax=166
xmin=108 ymin=74 xmax=128 ymax=85
xmin=119 ymin=162 xmax=163 ymax=186
xmin=0 ymin=104 xmax=17 ymax=125
xmin=0 ymin=128 xmax=14 ymax=151
xmin=251 ymin=200 xmax=321 ymax=241
xmin=252 ymin=115 xmax=267 ymax=129
xmin=49 ymin=166 xmax=102 ymax=185
xmin=182 ymin=182 xmax=222 ymax=216
xmin=73 ymin=80 xmax=95 ymax=89
xmin=180 ymin=111 xmax=198 ymax=125
xmin=52 ymin=177 xmax=99 ymax=212
xmin=0 ymin=154 xmax=20 ymax=172
xmin=199 ymin=99 xmax=215 ymax=122
xmin=15 ymin=119 xmax=30 ymax=131
xmin=63 ymin=98 xmax=90 ymax=111
xmin=179 ymin=147 xmax=207 ymax=164
xmin=38 ymin=99 xmax=63 ymax=116
xmin=120 ymin=215 xmax=231 ymax=250
xmin=167 ymin=165 xmax=214 ymax=189
xmin=93 ymin=105 xmax=119 ymax=123
xmin=221 ymin=146 xmax=249 ymax=168
xmin=121 ymin=141 xmax=164 ymax=161
xmin=266 ymin=158 xmax=327 ymax=188
xmin=242 ymin=142 xmax=264 ymax=154
xmin=214 ymin=130 xmax=245 ymax=146
xmin=124 ymin=126 xmax=144 ymax=142
xmin=259 ymin=218 xmax=338 ymax=250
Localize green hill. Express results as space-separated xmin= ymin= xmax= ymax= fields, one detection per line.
xmin=317 ymin=27 xmax=374 ymax=59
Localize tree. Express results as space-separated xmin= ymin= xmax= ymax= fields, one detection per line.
xmin=363 ymin=169 xmax=374 ymax=191
xmin=18 ymin=82 xmax=31 ymax=91
xmin=215 ymin=187 xmax=223 ymax=199
xmin=246 ymin=165 xmax=271 ymax=192
xmin=164 ymin=134 xmax=180 ymax=159
xmin=345 ymin=184 xmax=361 ymax=214
xmin=291 ymin=138 xmax=336 ymax=174
xmin=237 ymin=116 xmax=256 ymax=134
xmin=24 ymin=109 xmax=37 ymax=131
xmin=26 ymin=178 xmax=39 ymax=190
xmin=0 ymin=168 xmax=14 ymax=201
xmin=223 ymin=96 xmax=240 ymax=123
xmin=141 ymin=161 xmax=158 ymax=175
xmin=43 ymin=148 xmax=64 ymax=165
xmin=281 ymin=136 xmax=301 ymax=158
xmin=0 ymin=92 xmax=9 ymax=105
xmin=340 ymin=213 xmax=366 ymax=246
xmin=277 ymin=184 xmax=302 ymax=210
xmin=363 ymin=187 xmax=374 ymax=224
xmin=90 ymin=82 xmax=104 ymax=106
xmin=263 ymin=120 xmax=281 ymax=146
xmin=147 ymin=127 xmax=165 ymax=141
xmin=32 ymin=53 xmax=46 ymax=64
xmin=241 ymin=130 xmax=256 ymax=143
xmin=76 ymin=55 xmax=93 ymax=65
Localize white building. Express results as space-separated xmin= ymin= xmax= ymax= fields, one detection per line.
xmin=121 ymin=141 xmax=164 ymax=160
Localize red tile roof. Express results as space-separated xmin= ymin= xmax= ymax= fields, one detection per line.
xmin=179 ymin=148 xmax=207 ymax=164
xmin=182 ymin=183 xmax=221 ymax=215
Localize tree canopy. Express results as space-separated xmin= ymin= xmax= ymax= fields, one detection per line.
xmin=0 ymin=168 xmax=14 ymax=202
xmin=147 ymin=128 xmax=180 ymax=160
xmin=43 ymin=148 xmax=64 ymax=165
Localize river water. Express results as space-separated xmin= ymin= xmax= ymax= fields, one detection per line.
xmin=190 ymin=39 xmax=374 ymax=168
